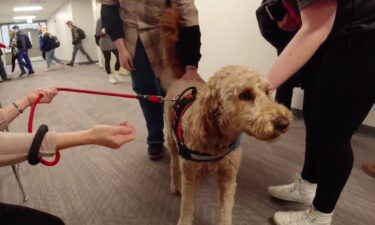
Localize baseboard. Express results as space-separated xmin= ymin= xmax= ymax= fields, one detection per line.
xmin=291 ymin=108 xmax=375 ymax=137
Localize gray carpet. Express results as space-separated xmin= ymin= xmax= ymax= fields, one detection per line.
xmin=0 ymin=62 xmax=374 ymax=225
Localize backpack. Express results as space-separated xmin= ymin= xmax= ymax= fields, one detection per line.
xmin=25 ymin=35 xmax=33 ymax=49
xmin=51 ymin=35 xmax=60 ymax=49
xmin=77 ymin=28 xmax=86 ymax=40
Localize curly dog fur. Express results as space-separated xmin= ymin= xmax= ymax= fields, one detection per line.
xmin=161 ymin=7 xmax=292 ymax=225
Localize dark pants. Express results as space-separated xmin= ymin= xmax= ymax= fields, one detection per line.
xmin=0 ymin=202 xmax=64 ymax=225
xmin=70 ymin=42 xmax=93 ymax=64
xmin=11 ymin=54 xmax=18 ymax=73
xmin=275 ymin=75 xmax=302 ymax=109
xmin=0 ymin=56 xmax=8 ymax=81
xmin=300 ymin=31 xmax=375 ymax=213
xmin=102 ymin=49 xmax=120 ymax=74
xmin=18 ymin=50 xmax=34 ymax=73
xmin=131 ymin=38 xmax=164 ymax=145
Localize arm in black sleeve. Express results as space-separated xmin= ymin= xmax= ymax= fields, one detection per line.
xmin=176 ymin=25 xmax=201 ymax=68
xmin=100 ymin=4 xmax=124 ymax=41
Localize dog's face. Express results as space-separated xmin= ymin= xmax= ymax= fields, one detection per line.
xmin=200 ymin=65 xmax=292 ymax=141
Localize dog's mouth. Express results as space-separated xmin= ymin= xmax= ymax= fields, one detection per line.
xmin=244 ymin=119 xmax=290 ymax=141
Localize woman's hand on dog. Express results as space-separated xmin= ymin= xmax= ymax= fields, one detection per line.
xmin=27 ymin=87 xmax=59 ymax=105
xmin=181 ymin=67 xmax=205 ymax=83
xmin=90 ymin=122 xmax=136 ymax=149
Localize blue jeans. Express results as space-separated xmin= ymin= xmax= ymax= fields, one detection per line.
xmin=18 ymin=50 xmax=34 ymax=73
xmin=131 ymin=38 xmax=164 ymax=145
xmin=45 ymin=50 xmax=62 ymax=68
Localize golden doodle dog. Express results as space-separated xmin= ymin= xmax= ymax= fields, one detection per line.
xmin=160 ymin=6 xmax=292 ymax=225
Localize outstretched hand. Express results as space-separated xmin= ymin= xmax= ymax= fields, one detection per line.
xmin=90 ymin=122 xmax=136 ymax=149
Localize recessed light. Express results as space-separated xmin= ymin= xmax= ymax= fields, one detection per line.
xmin=13 ymin=16 xmax=36 ymax=20
xmin=14 ymin=6 xmax=42 ymax=12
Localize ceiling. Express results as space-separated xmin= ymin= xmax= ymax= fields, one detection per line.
xmin=0 ymin=0 xmax=69 ymax=24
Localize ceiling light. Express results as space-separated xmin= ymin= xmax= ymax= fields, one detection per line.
xmin=13 ymin=16 xmax=36 ymax=21
xmin=14 ymin=6 xmax=42 ymax=12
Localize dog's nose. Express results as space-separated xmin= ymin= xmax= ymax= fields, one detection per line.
xmin=273 ymin=118 xmax=290 ymax=132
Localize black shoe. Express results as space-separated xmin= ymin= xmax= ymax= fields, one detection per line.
xmin=148 ymin=144 xmax=165 ymax=160
xmin=28 ymin=71 xmax=35 ymax=76
xmin=87 ymin=61 xmax=95 ymax=65
xmin=66 ymin=63 xmax=74 ymax=67
xmin=19 ymin=72 xmax=27 ymax=77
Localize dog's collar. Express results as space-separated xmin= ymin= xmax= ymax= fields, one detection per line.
xmin=172 ymin=87 xmax=240 ymax=162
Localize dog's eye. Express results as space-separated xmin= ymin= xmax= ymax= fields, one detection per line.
xmin=239 ymin=90 xmax=254 ymax=101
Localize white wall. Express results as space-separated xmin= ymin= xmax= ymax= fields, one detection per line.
xmin=47 ymin=2 xmax=73 ymax=61
xmin=196 ymin=0 xmax=374 ymax=127
xmin=47 ymin=0 xmax=97 ymax=63
xmin=196 ymin=0 xmax=277 ymax=78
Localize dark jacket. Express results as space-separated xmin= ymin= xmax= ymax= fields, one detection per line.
xmin=16 ymin=31 xmax=32 ymax=50
xmin=40 ymin=34 xmax=57 ymax=52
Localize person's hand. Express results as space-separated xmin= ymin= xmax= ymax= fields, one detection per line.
xmin=27 ymin=87 xmax=58 ymax=105
xmin=277 ymin=13 xmax=300 ymax=32
xmin=90 ymin=122 xmax=135 ymax=149
xmin=181 ymin=67 xmax=204 ymax=83
xmin=119 ymin=48 xmax=134 ymax=71
xmin=101 ymin=28 xmax=106 ymax=34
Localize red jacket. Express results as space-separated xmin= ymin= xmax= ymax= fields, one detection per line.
xmin=0 ymin=43 xmax=6 ymax=48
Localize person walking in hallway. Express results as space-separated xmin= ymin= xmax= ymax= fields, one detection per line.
xmin=13 ymin=25 xmax=35 ymax=77
xmin=9 ymin=31 xmax=21 ymax=75
xmin=95 ymin=18 xmax=123 ymax=84
xmin=66 ymin=21 xmax=94 ymax=67
xmin=40 ymin=30 xmax=65 ymax=72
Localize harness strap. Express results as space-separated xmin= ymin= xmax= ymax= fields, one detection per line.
xmin=172 ymin=87 xmax=241 ymax=162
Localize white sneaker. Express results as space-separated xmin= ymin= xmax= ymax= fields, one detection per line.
xmin=268 ymin=178 xmax=316 ymax=205
xmin=113 ymin=71 xmax=125 ymax=82
xmin=118 ymin=70 xmax=131 ymax=76
xmin=108 ymin=74 xmax=117 ymax=84
xmin=274 ymin=206 xmax=333 ymax=225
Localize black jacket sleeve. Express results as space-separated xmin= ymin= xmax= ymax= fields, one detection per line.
xmin=176 ymin=25 xmax=201 ymax=68
xmin=101 ymin=4 xmax=124 ymax=41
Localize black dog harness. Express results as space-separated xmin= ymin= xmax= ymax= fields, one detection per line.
xmin=172 ymin=87 xmax=241 ymax=162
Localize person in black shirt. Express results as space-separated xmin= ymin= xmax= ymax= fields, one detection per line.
xmin=265 ymin=0 xmax=375 ymax=224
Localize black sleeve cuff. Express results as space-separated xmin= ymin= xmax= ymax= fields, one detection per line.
xmin=176 ymin=25 xmax=202 ymax=68
xmin=101 ymin=4 xmax=124 ymax=41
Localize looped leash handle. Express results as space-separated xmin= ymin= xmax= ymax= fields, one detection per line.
xmin=27 ymin=87 xmax=168 ymax=166
xmin=28 ymin=94 xmax=61 ymax=166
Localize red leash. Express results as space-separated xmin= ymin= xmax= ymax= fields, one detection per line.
xmin=28 ymin=87 xmax=165 ymax=166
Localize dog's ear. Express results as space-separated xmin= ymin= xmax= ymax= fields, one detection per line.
xmin=198 ymin=86 xmax=222 ymax=139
